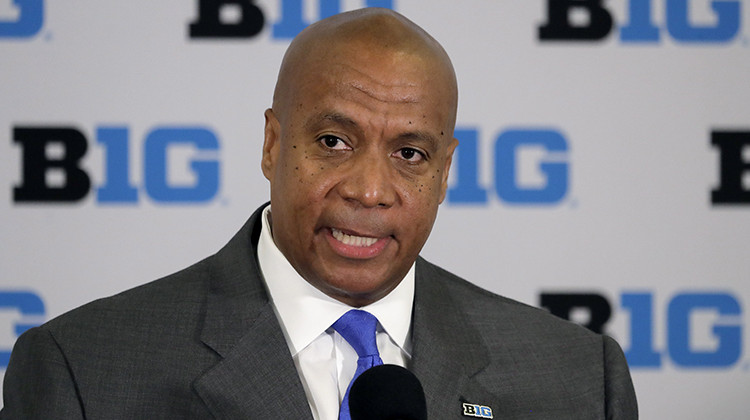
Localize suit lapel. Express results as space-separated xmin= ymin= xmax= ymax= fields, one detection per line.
xmin=194 ymin=304 xmax=313 ymax=419
xmin=411 ymin=258 xmax=499 ymax=419
xmin=190 ymin=208 xmax=502 ymax=419
xmin=192 ymin=206 xmax=313 ymax=420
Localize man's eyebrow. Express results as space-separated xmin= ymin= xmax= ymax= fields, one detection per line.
xmin=396 ymin=131 xmax=440 ymax=151
xmin=304 ymin=111 xmax=441 ymax=150
xmin=304 ymin=112 xmax=359 ymax=132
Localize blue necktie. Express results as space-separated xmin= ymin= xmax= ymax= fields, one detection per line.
xmin=333 ymin=310 xmax=384 ymax=420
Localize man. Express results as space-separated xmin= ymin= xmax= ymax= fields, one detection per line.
xmin=1 ymin=8 xmax=637 ymax=420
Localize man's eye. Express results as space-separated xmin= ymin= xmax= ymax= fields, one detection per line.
xmin=319 ymin=135 xmax=349 ymax=150
xmin=394 ymin=147 xmax=424 ymax=162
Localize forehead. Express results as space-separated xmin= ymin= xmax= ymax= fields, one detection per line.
xmin=338 ymin=63 xmax=421 ymax=104
xmin=314 ymin=61 xmax=426 ymax=106
xmin=290 ymin=46 xmax=453 ymax=120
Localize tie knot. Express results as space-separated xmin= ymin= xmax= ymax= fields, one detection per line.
xmin=332 ymin=310 xmax=380 ymax=358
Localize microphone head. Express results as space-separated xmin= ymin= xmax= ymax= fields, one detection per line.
xmin=348 ymin=364 xmax=427 ymax=420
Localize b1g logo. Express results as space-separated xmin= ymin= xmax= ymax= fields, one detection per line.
xmin=0 ymin=290 xmax=45 ymax=367
xmin=542 ymin=291 xmax=744 ymax=368
xmin=539 ymin=0 xmax=741 ymax=43
xmin=711 ymin=130 xmax=750 ymax=205
xmin=447 ymin=128 xmax=569 ymax=205
xmin=12 ymin=125 xmax=221 ymax=204
xmin=462 ymin=403 xmax=493 ymax=419
xmin=0 ymin=0 xmax=43 ymax=38
xmin=190 ymin=0 xmax=393 ymax=40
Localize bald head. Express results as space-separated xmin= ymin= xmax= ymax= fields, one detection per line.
xmin=272 ymin=8 xmax=458 ymax=129
xmin=260 ymin=8 xmax=460 ymax=306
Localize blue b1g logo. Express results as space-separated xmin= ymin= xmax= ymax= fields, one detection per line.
xmin=12 ymin=125 xmax=221 ymax=204
xmin=447 ymin=128 xmax=569 ymax=205
xmin=623 ymin=292 xmax=742 ymax=368
xmin=542 ymin=291 xmax=744 ymax=369
xmin=539 ymin=0 xmax=741 ymax=43
xmin=0 ymin=0 xmax=43 ymax=38
xmin=0 ymin=291 xmax=45 ymax=367
xmin=190 ymin=0 xmax=393 ymax=40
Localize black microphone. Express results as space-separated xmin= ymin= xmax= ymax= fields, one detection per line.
xmin=348 ymin=364 xmax=427 ymax=420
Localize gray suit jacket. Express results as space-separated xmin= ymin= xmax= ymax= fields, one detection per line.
xmin=1 ymin=205 xmax=637 ymax=419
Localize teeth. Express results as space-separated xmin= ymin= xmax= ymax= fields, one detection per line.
xmin=331 ymin=228 xmax=378 ymax=247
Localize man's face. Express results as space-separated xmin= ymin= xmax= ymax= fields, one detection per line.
xmin=262 ymin=41 xmax=457 ymax=307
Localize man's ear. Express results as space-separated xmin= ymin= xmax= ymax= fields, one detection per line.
xmin=262 ymin=108 xmax=281 ymax=181
xmin=438 ymin=136 xmax=459 ymax=204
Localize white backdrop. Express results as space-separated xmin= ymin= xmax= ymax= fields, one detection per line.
xmin=2 ymin=1 xmax=750 ymax=418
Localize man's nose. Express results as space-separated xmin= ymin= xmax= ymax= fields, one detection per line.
xmin=338 ymin=154 xmax=397 ymax=208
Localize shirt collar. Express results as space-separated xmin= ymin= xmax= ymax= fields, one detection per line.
xmin=257 ymin=205 xmax=414 ymax=356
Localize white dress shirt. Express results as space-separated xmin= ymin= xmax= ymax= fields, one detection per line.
xmin=256 ymin=206 xmax=414 ymax=420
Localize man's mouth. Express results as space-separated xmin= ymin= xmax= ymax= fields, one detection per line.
xmin=331 ymin=228 xmax=379 ymax=247
xmin=325 ymin=227 xmax=391 ymax=259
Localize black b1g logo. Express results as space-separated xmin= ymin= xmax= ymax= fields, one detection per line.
xmin=712 ymin=130 xmax=750 ymax=205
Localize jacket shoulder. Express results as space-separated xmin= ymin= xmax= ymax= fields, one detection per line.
xmin=418 ymin=258 xmax=598 ymax=341
xmin=44 ymin=256 xmax=212 ymax=334
xmin=416 ymin=258 xmax=637 ymax=418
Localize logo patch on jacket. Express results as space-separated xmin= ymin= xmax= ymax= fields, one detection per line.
xmin=462 ymin=402 xmax=493 ymax=418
